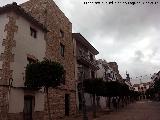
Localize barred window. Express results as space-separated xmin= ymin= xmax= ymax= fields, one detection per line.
xmin=30 ymin=27 xmax=37 ymax=38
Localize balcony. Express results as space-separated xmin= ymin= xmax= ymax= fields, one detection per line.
xmin=77 ymin=53 xmax=99 ymax=70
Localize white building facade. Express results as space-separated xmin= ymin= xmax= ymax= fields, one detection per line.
xmin=0 ymin=3 xmax=47 ymax=119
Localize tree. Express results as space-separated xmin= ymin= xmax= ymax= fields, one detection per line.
xmin=83 ymin=78 xmax=104 ymax=118
xmin=154 ymin=79 xmax=160 ymax=92
xmin=25 ymin=59 xmax=65 ymax=120
xmin=146 ymin=88 xmax=155 ymax=99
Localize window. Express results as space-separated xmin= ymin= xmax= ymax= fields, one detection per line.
xmin=60 ymin=43 xmax=65 ymax=57
xmin=23 ymin=96 xmax=35 ymax=120
xmin=90 ymin=53 xmax=94 ymax=61
xmin=65 ymin=94 xmax=70 ymax=116
xmin=30 ymin=27 xmax=37 ymax=38
xmin=60 ymin=29 xmax=64 ymax=38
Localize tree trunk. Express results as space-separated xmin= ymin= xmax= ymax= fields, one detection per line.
xmin=108 ymin=97 xmax=111 ymax=109
xmin=105 ymin=97 xmax=108 ymax=108
xmin=92 ymin=94 xmax=96 ymax=118
xmin=46 ymin=87 xmax=52 ymax=120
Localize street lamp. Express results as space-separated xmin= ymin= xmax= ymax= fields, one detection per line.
xmin=78 ymin=65 xmax=88 ymax=120
xmin=9 ymin=78 xmax=13 ymax=86
xmin=9 ymin=78 xmax=13 ymax=92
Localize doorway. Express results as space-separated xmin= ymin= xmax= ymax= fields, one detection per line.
xmin=65 ymin=94 xmax=70 ymax=116
xmin=23 ymin=96 xmax=34 ymax=120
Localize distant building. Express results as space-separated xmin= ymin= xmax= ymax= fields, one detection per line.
xmin=133 ymin=82 xmax=150 ymax=92
xmin=97 ymin=59 xmax=117 ymax=81
xmin=97 ymin=59 xmax=125 ymax=108
xmin=133 ymin=82 xmax=151 ymax=99
xmin=108 ymin=62 xmax=124 ymax=83
xmin=97 ymin=60 xmax=124 ymax=82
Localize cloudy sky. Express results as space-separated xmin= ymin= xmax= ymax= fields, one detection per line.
xmin=1 ymin=0 xmax=160 ymax=84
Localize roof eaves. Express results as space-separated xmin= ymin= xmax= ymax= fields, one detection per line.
xmin=0 ymin=2 xmax=48 ymax=32
xmin=73 ymin=33 xmax=99 ymax=55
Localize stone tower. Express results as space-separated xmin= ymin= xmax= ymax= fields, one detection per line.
xmin=21 ymin=0 xmax=77 ymax=119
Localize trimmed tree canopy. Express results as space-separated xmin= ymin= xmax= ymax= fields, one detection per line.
xmin=154 ymin=79 xmax=160 ymax=92
xmin=83 ymin=78 xmax=104 ymax=95
xmin=83 ymin=78 xmax=132 ymax=97
xmin=25 ymin=59 xmax=65 ymax=88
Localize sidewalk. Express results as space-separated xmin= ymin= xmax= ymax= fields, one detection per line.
xmin=95 ymin=100 xmax=160 ymax=120
xmin=63 ymin=100 xmax=160 ymax=120
xmin=63 ymin=107 xmax=121 ymax=120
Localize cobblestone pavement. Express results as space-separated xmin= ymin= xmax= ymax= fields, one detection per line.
xmin=95 ymin=100 xmax=160 ymax=120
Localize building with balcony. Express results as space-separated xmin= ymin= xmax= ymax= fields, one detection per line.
xmin=0 ymin=0 xmax=77 ymax=119
xmin=72 ymin=33 xmax=99 ymax=110
xmin=108 ymin=62 xmax=124 ymax=83
xmin=97 ymin=59 xmax=118 ymax=82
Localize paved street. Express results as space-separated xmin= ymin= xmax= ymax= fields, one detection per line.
xmin=96 ymin=100 xmax=160 ymax=120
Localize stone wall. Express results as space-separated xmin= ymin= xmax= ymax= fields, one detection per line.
xmin=21 ymin=0 xmax=77 ymax=119
xmin=43 ymin=89 xmax=76 ymax=120
xmin=0 ymin=87 xmax=9 ymax=120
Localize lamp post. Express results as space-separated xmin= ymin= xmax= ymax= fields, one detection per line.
xmin=78 ymin=65 xmax=88 ymax=120
xmin=8 ymin=78 xmax=13 ymax=92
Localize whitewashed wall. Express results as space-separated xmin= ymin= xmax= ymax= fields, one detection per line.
xmin=8 ymin=88 xmax=24 ymax=113
xmin=11 ymin=15 xmax=46 ymax=87
xmin=8 ymin=12 xmax=46 ymax=113
xmin=85 ymin=93 xmax=92 ymax=107
xmin=99 ymin=97 xmax=106 ymax=109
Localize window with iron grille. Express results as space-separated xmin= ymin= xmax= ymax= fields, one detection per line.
xmin=30 ymin=27 xmax=37 ymax=38
xmin=60 ymin=29 xmax=64 ymax=38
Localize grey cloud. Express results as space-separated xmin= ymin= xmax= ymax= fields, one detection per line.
xmin=134 ymin=50 xmax=144 ymax=62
